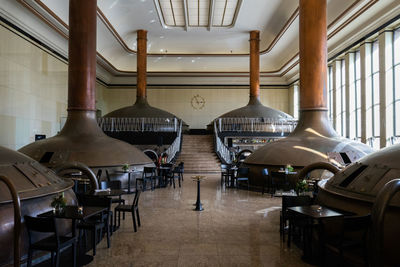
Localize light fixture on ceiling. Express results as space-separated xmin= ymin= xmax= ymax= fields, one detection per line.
xmin=154 ymin=0 xmax=242 ymax=31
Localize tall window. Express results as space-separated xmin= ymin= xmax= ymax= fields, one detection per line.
xmin=335 ymin=59 xmax=346 ymax=136
xmin=387 ymin=28 xmax=400 ymax=146
xmin=328 ymin=66 xmax=333 ymax=123
xmin=366 ymin=40 xmax=380 ymax=149
xmin=349 ymin=51 xmax=362 ymax=140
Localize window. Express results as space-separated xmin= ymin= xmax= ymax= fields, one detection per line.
xmin=349 ymin=51 xmax=362 ymax=141
xmin=366 ymin=40 xmax=380 ymax=149
xmin=387 ymin=28 xmax=400 ymax=146
xmin=335 ymin=59 xmax=346 ymax=136
xmin=328 ymin=65 xmax=333 ymax=123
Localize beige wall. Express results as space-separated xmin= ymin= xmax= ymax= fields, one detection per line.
xmin=0 ymin=23 xmax=291 ymax=150
xmin=0 ymin=25 xmax=68 ymax=150
xmin=99 ymin=87 xmax=290 ymax=129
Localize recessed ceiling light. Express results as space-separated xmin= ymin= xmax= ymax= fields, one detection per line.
xmin=150 ymin=19 xmax=156 ymax=23
xmin=160 ymin=49 xmax=164 ymax=52
xmin=191 ymin=59 xmax=195 ymax=63
xmin=159 ymin=36 xmax=165 ymax=39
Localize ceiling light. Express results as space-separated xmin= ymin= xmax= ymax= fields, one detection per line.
xmin=155 ymin=0 xmax=242 ymax=29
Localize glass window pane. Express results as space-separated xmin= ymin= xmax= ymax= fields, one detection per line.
xmin=394 ymin=29 xmax=400 ymax=65
xmin=373 ymin=105 xmax=380 ymax=137
xmin=395 ymin=66 xmax=400 ymax=100
xmin=396 ymin=101 xmax=400 ymax=136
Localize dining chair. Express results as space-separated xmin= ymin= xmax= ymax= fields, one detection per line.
xmin=169 ymin=166 xmax=182 ymax=188
xmin=234 ymin=167 xmax=250 ymax=190
xmin=321 ymin=214 xmax=371 ymax=266
xmin=178 ymin=162 xmax=184 ymax=181
xmin=114 ymin=190 xmax=141 ymax=232
xmin=261 ymin=168 xmax=270 ymax=195
xmin=136 ymin=167 xmax=156 ymax=191
xmin=220 ymin=164 xmax=231 ymax=186
xmin=25 ymin=215 xmax=78 ymax=267
xmin=77 ymin=195 xmax=112 ymax=256
xmin=281 ymin=195 xmax=313 ymax=243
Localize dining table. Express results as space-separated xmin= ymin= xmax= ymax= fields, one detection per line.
xmin=38 ymin=205 xmax=108 ymax=266
xmin=287 ymin=205 xmax=346 ymax=263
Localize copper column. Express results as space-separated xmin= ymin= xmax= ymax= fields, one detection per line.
xmin=136 ymin=30 xmax=147 ymax=100
xmin=299 ymin=0 xmax=327 ymax=111
xmin=68 ymin=0 xmax=97 ymax=112
xmin=249 ymin=30 xmax=260 ymax=100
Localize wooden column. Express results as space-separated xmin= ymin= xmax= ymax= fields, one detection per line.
xmin=299 ymin=0 xmax=327 ymax=110
xmin=136 ymin=30 xmax=147 ymax=99
xmin=67 ymin=0 xmax=97 ymax=111
xmin=249 ymin=30 xmax=260 ymax=99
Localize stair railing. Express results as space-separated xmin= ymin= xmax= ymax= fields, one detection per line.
xmin=166 ymin=120 xmax=183 ymax=163
xmin=0 ymin=175 xmax=21 ymax=267
xmin=214 ymin=120 xmax=233 ymax=164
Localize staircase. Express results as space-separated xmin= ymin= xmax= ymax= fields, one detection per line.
xmin=175 ymin=135 xmax=220 ymax=173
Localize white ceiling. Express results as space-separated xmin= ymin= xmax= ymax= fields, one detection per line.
xmin=1 ymin=0 xmax=400 ymax=85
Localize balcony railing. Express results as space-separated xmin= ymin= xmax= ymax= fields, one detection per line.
xmin=98 ymin=117 xmax=180 ymax=132
xmin=216 ymin=117 xmax=297 ymax=133
xmin=214 ymin=121 xmax=233 ymax=164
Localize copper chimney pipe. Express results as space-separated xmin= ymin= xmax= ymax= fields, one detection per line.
xmin=249 ymin=30 xmax=260 ymax=100
xmin=19 ymin=0 xmax=152 ymax=168
xmin=211 ymin=31 xmax=292 ymax=121
xmin=136 ymin=30 xmax=147 ymax=100
xmin=103 ymin=30 xmax=187 ymax=126
xmin=244 ymin=0 xmax=373 ymax=186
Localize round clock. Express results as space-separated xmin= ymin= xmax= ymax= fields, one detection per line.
xmin=191 ymin=94 xmax=205 ymax=110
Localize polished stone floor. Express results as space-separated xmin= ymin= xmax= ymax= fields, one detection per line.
xmin=89 ymin=174 xmax=311 ymax=267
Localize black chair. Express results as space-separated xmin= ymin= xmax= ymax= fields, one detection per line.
xmin=178 ymin=162 xmax=184 ymax=181
xmin=114 ymin=190 xmax=141 ymax=232
xmin=136 ymin=167 xmax=156 ymax=191
xmin=220 ymin=164 xmax=231 ymax=186
xmin=234 ymin=167 xmax=250 ymax=190
xmin=261 ymin=168 xmax=270 ymax=195
xmin=25 ymin=215 xmax=77 ymax=267
xmin=169 ymin=166 xmax=182 ymax=188
xmin=100 ymin=180 xmax=125 ymax=205
xmin=281 ymin=195 xmax=313 ymax=243
xmin=96 ymin=169 xmax=102 ymax=181
xmin=77 ymin=195 xmax=112 ymax=256
xmin=321 ymin=214 xmax=371 ymax=266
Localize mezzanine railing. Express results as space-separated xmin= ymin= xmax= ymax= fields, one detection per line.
xmin=216 ymin=117 xmax=297 ymax=133
xmin=165 ymin=120 xmax=183 ymax=162
xmin=98 ymin=117 xmax=180 ymax=132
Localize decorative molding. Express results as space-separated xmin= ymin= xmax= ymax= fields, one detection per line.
xmin=15 ymin=0 xmax=381 ymax=78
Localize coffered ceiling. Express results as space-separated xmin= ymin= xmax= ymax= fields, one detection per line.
xmin=1 ymin=0 xmax=400 ymax=85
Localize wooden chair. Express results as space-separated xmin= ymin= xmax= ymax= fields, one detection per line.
xmin=114 ymin=190 xmax=141 ymax=232
xmin=234 ymin=167 xmax=250 ymax=190
xmin=25 ymin=215 xmax=77 ymax=267
xmin=281 ymin=195 xmax=313 ymax=242
xmin=220 ymin=164 xmax=231 ymax=186
xmin=321 ymin=214 xmax=371 ymax=266
xmin=77 ymin=195 xmax=112 ymax=256
xmin=136 ymin=167 xmax=156 ymax=191
xmin=261 ymin=168 xmax=270 ymax=195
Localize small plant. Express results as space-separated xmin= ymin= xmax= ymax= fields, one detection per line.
xmin=295 ymin=179 xmax=309 ymax=194
xmin=286 ymin=164 xmax=294 ymax=172
xmin=122 ymin=164 xmax=130 ymax=172
xmin=51 ymin=192 xmax=66 ymax=211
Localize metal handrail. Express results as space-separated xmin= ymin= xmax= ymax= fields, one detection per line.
xmin=166 ymin=120 xmax=183 ymax=163
xmin=0 ymin=175 xmax=21 ymax=267
xmin=98 ymin=117 xmax=179 ymax=132
xmin=370 ymin=179 xmax=400 ymax=267
xmin=214 ymin=121 xmax=233 ymax=164
xmin=54 ymin=162 xmax=99 ymax=190
xmin=216 ymin=117 xmax=297 ymax=133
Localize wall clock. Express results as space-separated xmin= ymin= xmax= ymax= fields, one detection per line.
xmin=191 ymin=94 xmax=205 ymax=110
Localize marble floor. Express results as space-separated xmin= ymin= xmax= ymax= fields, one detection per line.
xmin=89 ymin=174 xmax=311 ymax=267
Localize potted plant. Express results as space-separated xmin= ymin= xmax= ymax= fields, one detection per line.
xmin=122 ymin=164 xmax=130 ymax=172
xmin=285 ymin=164 xmax=294 ymax=172
xmin=51 ymin=192 xmax=67 ymax=213
xmin=295 ymin=179 xmax=309 ymax=195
